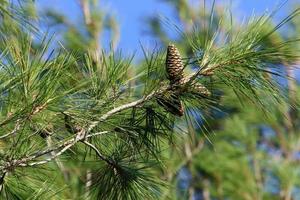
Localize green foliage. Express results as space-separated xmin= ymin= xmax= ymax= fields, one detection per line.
xmin=0 ymin=1 xmax=299 ymax=200
xmin=147 ymin=1 xmax=300 ymax=200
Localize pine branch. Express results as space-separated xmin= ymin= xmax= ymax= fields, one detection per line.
xmin=0 ymin=130 xmax=110 ymax=170
xmin=0 ymin=34 xmax=290 ymax=170
xmin=0 ymin=2 xmax=299 ymax=198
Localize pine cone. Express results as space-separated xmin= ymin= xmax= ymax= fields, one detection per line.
xmin=166 ymin=44 xmax=184 ymax=84
xmin=174 ymin=77 xmax=211 ymax=97
xmin=191 ymin=83 xmax=211 ymax=97
xmin=157 ymin=92 xmax=184 ymax=116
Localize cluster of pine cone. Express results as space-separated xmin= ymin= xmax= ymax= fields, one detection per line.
xmin=157 ymin=44 xmax=211 ymax=116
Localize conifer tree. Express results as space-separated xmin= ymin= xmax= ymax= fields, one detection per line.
xmin=0 ymin=1 xmax=299 ymax=199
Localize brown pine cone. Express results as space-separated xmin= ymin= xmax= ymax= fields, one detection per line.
xmin=191 ymin=83 xmax=211 ymax=97
xmin=166 ymin=44 xmax=184 ymax=84
xmin=173 ymin=77 xmax=211 ymax=97
xmin=156 ymin=92 xmax=184 ymax=116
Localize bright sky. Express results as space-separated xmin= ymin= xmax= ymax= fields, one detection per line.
xmin=37 ymin=0 xmax=291 ymax=54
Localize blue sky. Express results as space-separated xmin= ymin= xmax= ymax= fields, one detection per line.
xmin=37 ymin=0 xmax=292 ymax=55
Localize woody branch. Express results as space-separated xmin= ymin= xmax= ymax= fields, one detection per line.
xmin=0 ymin=45 xmax=217 ymax=172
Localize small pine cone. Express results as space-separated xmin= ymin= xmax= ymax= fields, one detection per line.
xmin=157 ymin=93 xmax=184 ymax=116
xmin=166 ymin=44 xmax=184 ymax=84
xmin=192 ymin=83 xmax=211 ymax=97
xmin=176 ymin=77 xmax=211 ymax=97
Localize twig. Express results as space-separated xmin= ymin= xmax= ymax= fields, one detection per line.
xmin=87 ymin=90 xmax=158 ymax=133
xmin=79 ymin=0 xmax=101 ymax=63
xmin=0 ymin=101 xmax=49 ymax=139
xmin=0 ymin=119 xmax=22 ymax=139
xmin=23 ymin=142 xmax=75 ymax=167
xmin=86 ymin=131 xmax=109 ymax=138
xmin=1 ymin=129 xmax=85 ymax=169
xmin=0 ymin=130 xmax=110 ymax=170
xmin=83 ymin=141 xmax=113 ymax=165
xmin=46 ymin=136 xmax=69 ymax=182
xmin=79 ymin=0 xmax=92 ymax=25
xmin=85 ymin=169 xmax=92 ymax=199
